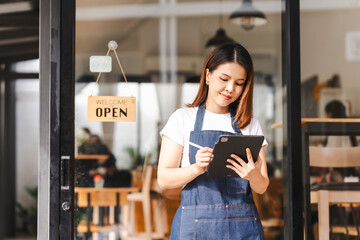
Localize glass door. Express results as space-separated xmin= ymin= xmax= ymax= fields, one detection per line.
xmin=40 ymin=0 xmax=304 ymax=239
xmin=73 ymin=0 xmax=297 ymax=239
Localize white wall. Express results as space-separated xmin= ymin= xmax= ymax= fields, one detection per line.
xmin=300 ymin=9 xmax=360 ymax=116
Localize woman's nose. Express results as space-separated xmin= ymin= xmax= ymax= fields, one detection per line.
xmin=225 ymin=82 xmax=234 ymax=92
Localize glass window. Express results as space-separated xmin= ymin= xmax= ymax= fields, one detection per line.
xmin=300 ymin=2 xmax=360 ymax=239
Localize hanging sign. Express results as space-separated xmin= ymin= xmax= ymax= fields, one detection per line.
xmin=90 ymin=56 xmax=112 ymax=73
xmin=87 ymin=40 xmax=136 ymax=122
xmin=88 ymin=96 xmax=136 ymax=122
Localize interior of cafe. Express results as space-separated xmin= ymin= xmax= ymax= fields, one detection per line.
xmin=1 ymin=0 xmax=360 ymax=239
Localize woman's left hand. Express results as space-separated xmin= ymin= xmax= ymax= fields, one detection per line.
xmin=226 ymin=148 xmax=263 ymax=182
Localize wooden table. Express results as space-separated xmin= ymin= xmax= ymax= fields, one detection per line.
xmin=75 ymin=154 xmax=109 ymax=164
xmin=271 ymin=118 xmax=360 ymax=129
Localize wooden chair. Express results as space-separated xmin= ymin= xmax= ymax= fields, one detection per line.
xmin=126 ymin=165 xmax=168 ymax=240
xmin=309 ymin=146 xmax=360 ymax=240
xmin=75 ymin=187 xmax=139 ymax=240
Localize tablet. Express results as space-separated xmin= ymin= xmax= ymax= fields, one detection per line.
xmin=207 ymin=135 xmax=264 ymax=178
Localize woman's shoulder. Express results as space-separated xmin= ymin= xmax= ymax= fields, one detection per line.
xmin=172 ymin=106 xmax=198 ymax=119
xmin=250 ymin=117 xmax=261 ymax=126
xmin=241 ymin=118 xmax=262 ymax=132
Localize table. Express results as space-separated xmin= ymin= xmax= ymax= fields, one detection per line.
xmin=271 ymin=118 xmax=360 ymax=129
xmin=75 ymin=154 xmax=109 ymax=164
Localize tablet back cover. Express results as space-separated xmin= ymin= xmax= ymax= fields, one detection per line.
xmin=208 ymin=135 xmax=264 ymax=178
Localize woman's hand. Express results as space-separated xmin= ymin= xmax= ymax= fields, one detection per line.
xmin=226 ymin=148 xmax=263 ymax=182
xmin=194 ymin=147 xmax=213 ymax=175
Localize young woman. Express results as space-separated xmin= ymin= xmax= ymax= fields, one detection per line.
xmin=158 ymin=43 xmax=269 ymax=240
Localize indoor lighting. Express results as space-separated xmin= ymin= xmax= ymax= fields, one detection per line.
xmin=229 ymin=0 xmax=267 ymax=30
xmin=205 ymin=28 xmax=234 ymax=48
xmin=206 ymin=0 xmax=234 ymax=48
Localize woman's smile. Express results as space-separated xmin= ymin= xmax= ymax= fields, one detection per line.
xmin=220 ymin=92 xmax=232 ymax=100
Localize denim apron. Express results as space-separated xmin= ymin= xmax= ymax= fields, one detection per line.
xmin=170 ymin=105 xmax=264 ymax=240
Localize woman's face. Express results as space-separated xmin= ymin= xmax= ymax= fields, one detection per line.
xmin=205 ymin=62 xmax=247 ymax=114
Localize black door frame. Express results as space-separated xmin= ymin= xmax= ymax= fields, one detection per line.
xmin=0 ymin=65 xmax=16 ymax=239
xmin=39 ymin=0 xmax=303 ymax=239
xmin=282 ymin=0 xmax=303 ymax=239
xmin=39 ymin=0 xmax=75 ymax=239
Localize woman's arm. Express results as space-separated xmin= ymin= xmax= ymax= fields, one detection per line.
xmin=157 ymin=136 xmax=213 ymax=190
xmin=226 ymin=146 xmax=269 ymax=194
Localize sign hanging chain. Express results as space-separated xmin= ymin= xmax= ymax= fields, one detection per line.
xmin=112 ymin=47 xmax=135 ymax=99
xmin=90 ymin=41 xmax=135 ymax=99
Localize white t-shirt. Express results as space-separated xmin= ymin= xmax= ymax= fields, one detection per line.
xmin=160 ymin=107 xmax=268 ymax=168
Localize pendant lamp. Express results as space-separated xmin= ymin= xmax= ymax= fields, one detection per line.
xmin=205 ymin=28 xmax=234 ymax=48
xmin=229 ymin=0 xmax=267 ymax=30
xmin=206 ymin=0 xmax=234 ymax=48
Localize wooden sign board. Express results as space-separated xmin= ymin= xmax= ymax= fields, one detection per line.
xmin=87 ymin=96 xmax=136 ymax=122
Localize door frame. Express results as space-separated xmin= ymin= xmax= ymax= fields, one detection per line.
xmin=281 ymin=0 xmax=303 ymax=239
xmin=39 ymin=0 xmax=75 ymax=239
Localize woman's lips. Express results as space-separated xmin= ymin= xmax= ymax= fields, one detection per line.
xmin=220 ymin=93 xmax=231 ymax=100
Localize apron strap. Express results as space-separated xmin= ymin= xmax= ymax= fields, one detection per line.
xmin=231 ymin=116 xmax=243 ymax=134
xmin=194 ymin=104 xmax=206 ymax=131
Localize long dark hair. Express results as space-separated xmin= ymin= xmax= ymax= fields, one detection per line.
xmin=325 ymin=100 xmax=346 ymax=118
xmin=324 ymin=100 xmax=358 ymax=146
xmin=187 ymin=42 xmax=254 ymax=129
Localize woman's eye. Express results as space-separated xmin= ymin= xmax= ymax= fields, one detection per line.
xmin=220 ymin=78 xmax=227 ymax=81
xmin=236 ymin=83 xmax=244 ymax=86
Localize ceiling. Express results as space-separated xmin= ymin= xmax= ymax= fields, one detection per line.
xmin=1 ymin=0 xmax=360 ymax=64
xmin=0 ymin=0 xmax=39 ymax=64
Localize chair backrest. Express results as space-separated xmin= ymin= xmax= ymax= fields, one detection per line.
xmin=309 ymin=146 xmax=360 ymax=167
xmin=139 ymin=150 xmax=153 ymax=194
xmin=141 ymin=165 xmax=153 ymax=194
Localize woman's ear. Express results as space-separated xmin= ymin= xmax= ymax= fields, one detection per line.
xmin=205 ymin=69 xmax=211 ymax=85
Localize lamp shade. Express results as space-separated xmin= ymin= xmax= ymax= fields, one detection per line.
xmin=229 ymin=0 xmax=266 ymax=30
xmin=205 ymin=28 xmax=234 ymax=48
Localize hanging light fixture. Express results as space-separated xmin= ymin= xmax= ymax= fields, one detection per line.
xmin=206 ymin=0 xmax=234 ymax=48
xmin=205 ymin=28 xmax=234 ymax=48
xmin=229 ymin=0 xmax=267 ymax=30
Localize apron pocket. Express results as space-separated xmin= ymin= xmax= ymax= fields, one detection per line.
xmin=226 ymin=178 xmax=248 ymax=194
xmin=229 ymin=217 xmax=261 ymax=240
xmin=194 ymin=219 xmax=229 ymax=240
xmin=194 ymin=217 xmax=260 ymax=240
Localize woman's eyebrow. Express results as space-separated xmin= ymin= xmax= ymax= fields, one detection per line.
xmin=220 ymin=73 xmax=245 ymax=81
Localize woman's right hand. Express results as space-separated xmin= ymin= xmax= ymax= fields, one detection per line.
xmin=194 ymin=147 xmax=213 ymax=175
